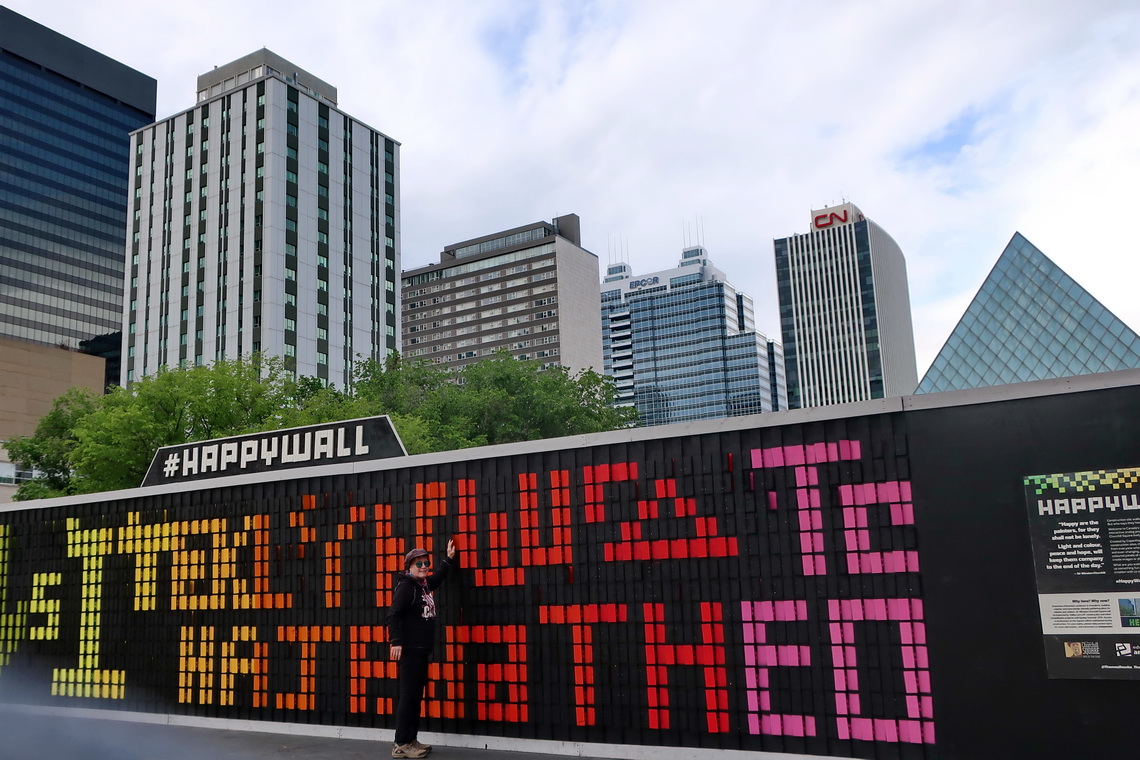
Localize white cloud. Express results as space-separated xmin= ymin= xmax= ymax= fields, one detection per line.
xmin=9 ymin=0 xmax=1140 ymax=376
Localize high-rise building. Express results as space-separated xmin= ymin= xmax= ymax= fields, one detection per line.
xmin=601 ymin=247 xmax=787 ymax=426
xmin=916 ymin=232 xmax=1140 ymax=393
xmin=0 ymin=7 xmax=156 ymax=349
xmin=401 ymin=214 xmax=603 ymax=375
xmin=123 ymin=49 xmax=399 ymax=387
xmin=774 ymin=202 xmax=917 ymax=408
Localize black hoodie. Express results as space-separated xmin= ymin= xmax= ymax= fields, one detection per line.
xmin=386 ymin=555 xmax=454 ymax=650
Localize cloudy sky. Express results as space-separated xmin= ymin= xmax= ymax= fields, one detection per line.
xmin=12 ymin=0 xmax=1140 ymax=374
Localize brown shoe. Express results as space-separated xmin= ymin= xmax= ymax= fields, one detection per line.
xmin=411 ymin=740 xmax=433 ymax=753
xmin=392 ymin=744 xmax=428 ymax=759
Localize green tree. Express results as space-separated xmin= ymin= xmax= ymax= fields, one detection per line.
xmin=350 ymin=353 xmax=451 ymax=417
xmin=68 ymin=357 xmax=300 ymax=493
xmin=275 ymin=354 xmax=454 ymax=453
xmin=283 ymin=352 xmax=634 ymax=452
xmin=425 ymin=352 xmax=636 ymax=447
xmin=7 ymin=352 xmax=636 ymax=498
xmin=4 ymin=387 xmax=101 ymax=500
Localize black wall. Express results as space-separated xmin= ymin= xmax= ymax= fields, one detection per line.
xmin=0 ymin=381 xmax=1137 ymax=760
xmin=910 ymin=383 xmax=1140 ymax=759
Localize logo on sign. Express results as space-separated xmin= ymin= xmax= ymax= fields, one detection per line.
xmin=813 ymin=210 xmax=849 ymax=229
xmin=629 ymin=277 xmax=660 ymax=289
xmin=140 ymin=415 xmax=406 ymax=486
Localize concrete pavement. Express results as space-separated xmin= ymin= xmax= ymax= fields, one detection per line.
xmin=0 ymin=705 xmax=804 ymax=760
xmin=0 ymin=709 xmax=615 ymax=760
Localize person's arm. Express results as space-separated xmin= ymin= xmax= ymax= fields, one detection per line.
xmin=428 ymin=539 xmax=458 ymax=591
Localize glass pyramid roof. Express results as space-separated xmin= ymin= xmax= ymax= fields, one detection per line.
xmin=916 ymin=233 xmax=1140 ymax=394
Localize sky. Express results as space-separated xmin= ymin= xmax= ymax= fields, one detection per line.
xmin=12 ymin=0 xmax=1140 ymax=375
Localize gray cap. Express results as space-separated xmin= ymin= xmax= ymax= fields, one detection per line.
xmin=404 ymin=548 xmax=429 ymax=568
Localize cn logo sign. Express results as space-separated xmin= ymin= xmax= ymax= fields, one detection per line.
xmin=813 ymin=210 xmax=848 ymax=229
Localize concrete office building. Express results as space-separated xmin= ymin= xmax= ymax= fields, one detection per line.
xmin=774 ymin=202 xmax=917 ymax=408
xmin=401 ymin=214 xmax=603 ymax=375
xmin=0 ymin=337 xmax=104 ymax=502
xmin=916 ymin=232 xmax=1140 ymax=393
xmin=0 ymin=7 xmax=156 ymax=350
xmin=123 ymin=49 xmax=399 ymax=387
xmin=601 ymin=248 xmax=786 ymax=426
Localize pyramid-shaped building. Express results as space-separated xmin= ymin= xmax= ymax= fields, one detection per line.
xmin=916 ymin=232 xmax=1140 ymax=393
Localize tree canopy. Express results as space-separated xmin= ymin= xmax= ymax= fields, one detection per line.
xmin=4 ymin=352 xmax=635 ymax=499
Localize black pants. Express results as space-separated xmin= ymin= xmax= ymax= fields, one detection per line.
xmin=394 ymin=647 xmax=431 ymax=745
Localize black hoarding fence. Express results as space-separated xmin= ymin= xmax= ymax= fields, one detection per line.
xmin=2 ymin=372 xmax=1140 ymax=760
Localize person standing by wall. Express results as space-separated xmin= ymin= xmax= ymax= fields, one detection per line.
xmin=387 ymin=540 xmax=457 ymax=759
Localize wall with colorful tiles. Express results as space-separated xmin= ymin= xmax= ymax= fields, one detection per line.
xmin=2 ymin=377 xmax=1139 ymax=760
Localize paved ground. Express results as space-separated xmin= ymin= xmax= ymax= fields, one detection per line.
xmin=0 ymin=711 xmax=608 ymax=760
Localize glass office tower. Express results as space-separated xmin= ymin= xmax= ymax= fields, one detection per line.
xmin=601 ymin=248 xmax=786 ymax=427
xmin=0 ymin=8 xmax=156 ymax=348
xmin=916 ymin=232 xmax=1140 ymax=393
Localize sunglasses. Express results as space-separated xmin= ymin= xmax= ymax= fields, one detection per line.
xmin=413 ymin=560 xmax=431 ymax=568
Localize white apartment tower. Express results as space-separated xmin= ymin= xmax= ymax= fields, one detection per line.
xmin=123 ymin=50 xmax=399 ymax=387
xmin=774 ymin=203 xmax=917 ymax=408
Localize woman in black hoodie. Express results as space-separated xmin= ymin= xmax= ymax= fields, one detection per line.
xmin=387 ymin=540 xmax=456 ymax=759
